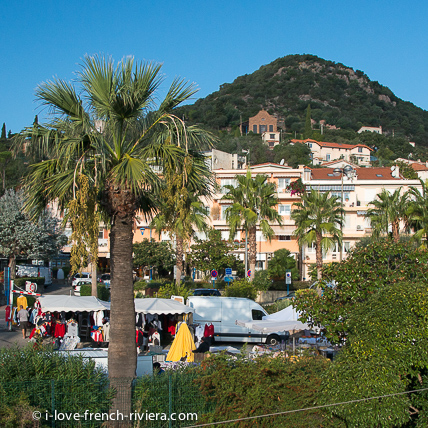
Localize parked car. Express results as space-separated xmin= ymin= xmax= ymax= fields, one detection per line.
xmin=71 ymin=272 xmax=91 ymax=288
xmin=74 ymin=278 xmax=93 ymax=296
xmin=275 ymin=292 xmax=296 ymax=302
xmin=192 ymin=288 xmax=221 ymax=296
xmin=100 ymin=273 xmax=111 ymax=288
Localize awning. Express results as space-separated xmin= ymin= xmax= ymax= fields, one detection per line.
xmin=133 ymin=298 xmax=194 ymax=315
xmin=38 ymin=296 xmax=193 ymax=315
xmin=38 ymin=295 xmax=109 ymax=312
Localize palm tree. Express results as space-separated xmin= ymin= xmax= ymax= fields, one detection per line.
xmin=366 ymin=188 xmax=409 ymax=243
xmin=407 ymin=179 xmax=428 ymax=247
xmin=151 ymin=152 xmax=212 ymax=284
xmin=291 ymin=190 xmax=343 ymax=282
xmin=15 ymin=55 xmax=214 ymax=416
xmin=222 ymin=169 xmax=282 ymax=281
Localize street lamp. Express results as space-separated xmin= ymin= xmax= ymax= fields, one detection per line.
xmin=333 ymin=165 xmax=354 ymax=262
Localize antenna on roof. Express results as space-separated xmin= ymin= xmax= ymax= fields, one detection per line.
xmin=280 ymin=159 xmax=285 ymax=165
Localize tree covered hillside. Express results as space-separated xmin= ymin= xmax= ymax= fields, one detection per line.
xmin=179 ymin=54 xmax=428 ymax=146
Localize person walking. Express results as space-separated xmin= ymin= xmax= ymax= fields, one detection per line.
xmin=17 ymin=305 xmax=29 ymax=339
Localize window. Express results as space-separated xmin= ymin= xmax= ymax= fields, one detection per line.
xmin=308 ymin=143 xmax=312 ymax=148
xmin=253 ymin=125 xmax=257 ymax=133
xmin=278 ymin=204 xmax=291 ymax=216
xmin=259 ymin=125 xmax=267 ymax=133
xmin=326 ymin=154 xmax=331 ymax=161
xmin=278 ymin=178 xmax=290 ymax=190
xmin=98 ymin=228 xmax=104 ymax=239
xmin=252 ymin=309 xmax=265 ymax=320
xmin=255 ymin=261 xmax=264 ymax=269
xmin=269 ymin=125 xmax=273 ymax=132
xmin=270 ymin=134 xmax=275 ymax=139
xmin=221 ymin=205 xmax=231 ymax=219
xmin=343 ymin=242 xmax=351 ymax=252
xmin=307 ymin=243 xmax=316 ymax=253
xmin=220 ymin=178 xmax=237 ymax=192
xmin=358 ymin=147 xmax=363 ymax=153
xmin=278 ymin=235 xmax=291 ymax=241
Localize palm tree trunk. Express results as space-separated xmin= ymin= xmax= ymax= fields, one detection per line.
xmin=315 ymin=233 xmax=323 ymax=296
xmin=8 ymin=254 xmax=16 ymax=280
xmin=106 ymin=187 xmax=137 ymax=425
xmin=248 ymin=225 xmax=257 ymax=282
xmin=392 ymin=220 xmax=400 ymax=243
xmin=176 ymin=236 xmax=184 ymax=286
xmin=91 ymin=258 xmax=98 ymax=297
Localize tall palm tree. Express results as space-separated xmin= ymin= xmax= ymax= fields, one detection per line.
xmin=222 ymin=169 xmax=282 ymax=281
xmin=366 ymin=188 xmax=409 ymax=243
xmin=407 ymin=179 xmax=428 ymax=247
xmin=151 ymin=152 xmax=212 ymax=284
xmin=291 ymin=190 xmax=343 ymax=282
xmin=15 ymin=55 xmax=214 ymax=416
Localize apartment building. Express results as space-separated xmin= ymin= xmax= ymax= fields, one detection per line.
xmin=291 ymin=139 xmax=372 ymax=167
xmin=56 ymin=160 xmax=422 ymax=281
xmin=300 ymin=164 xmax=421 ymax=279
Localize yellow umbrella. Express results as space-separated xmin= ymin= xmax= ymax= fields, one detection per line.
xmin=166 ymin=323 xmax=196 ymax=362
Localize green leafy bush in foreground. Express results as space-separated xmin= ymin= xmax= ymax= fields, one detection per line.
xmin=0 ymin=345 xmax=112 ymax=426
xmin=195 ymin=353 xmax=344 ymax=428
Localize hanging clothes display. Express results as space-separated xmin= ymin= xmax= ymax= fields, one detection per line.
xmin=16 ymin=295 xmax=28 ymax=310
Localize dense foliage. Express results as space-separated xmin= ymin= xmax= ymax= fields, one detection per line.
xmin=224 ymin=278 xmax=258 ymax=300
xmin=133 ymin=238 xmax=176 ymax=278
xmin=196 ymin=352 xmax=344 ymax=427
xmin=189 ymin=229 xmax=244 ymax=279
xmin=0 ymin=345 xmax=112 ymax=426
xmin=319 ymin=280 xmax=428 ymax=427
xmin=294 ymin=239 xmax=428 ymax=344
xmin=267 ymin=248 xmax=299 ymax=280
xmin=178 ymin=54 xmax=428 ymax=149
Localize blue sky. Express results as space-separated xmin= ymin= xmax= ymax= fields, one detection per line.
xmin=1 ymin=0 xmax=428 ymax=134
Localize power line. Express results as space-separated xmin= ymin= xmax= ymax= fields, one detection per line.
xmin=184 ymin=387 xmax=428 ymax=428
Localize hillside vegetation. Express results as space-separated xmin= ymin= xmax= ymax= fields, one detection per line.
xmin=179 ymin=54 xmax=428 ymax=149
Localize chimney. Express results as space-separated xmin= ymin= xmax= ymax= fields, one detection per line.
xmin=392 ymin=166 xmax=400 ymax=178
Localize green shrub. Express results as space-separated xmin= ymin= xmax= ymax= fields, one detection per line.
xmin=157 ymin=282 xmax=191 ymax=300
xmin=195 ymin=353 xmax=344 ymax=427
xmin=0 ymin=345 xmax=112 ymax=424
xmin=252 ymin=270 xmax=271 ymax=291
xmin=224 ymin=279 xmax=257 ymax=300
xmin=133 ymin=281 xmax=147 ymax=291
xmin=135 ymin=291 xmax=144 ymax=298
xmin=14 ymin=277 xmax=45 ymax=291
xmin=80 ymin=284 xmax=110 ymax=301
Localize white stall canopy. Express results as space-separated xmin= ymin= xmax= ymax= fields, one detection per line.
xmin=38 ymin=296 xmax=193 ymax=315
xmin=38 ymin=295 xmax=109 ymax=312
xmin=133 ymin=298 xmax=194 ymax=315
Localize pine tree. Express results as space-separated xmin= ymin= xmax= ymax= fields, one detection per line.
xmin=1 ymin=123 xmax=6 ymax=139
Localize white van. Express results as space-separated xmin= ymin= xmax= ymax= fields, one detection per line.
xmin=186 ymin=296 xmax=287 ymax=345
xmin=16 ymin=265 xmax=53 ymax=286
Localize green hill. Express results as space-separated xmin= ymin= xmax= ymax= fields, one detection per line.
xmin=179 ymin=54 xmax=428 ymax=147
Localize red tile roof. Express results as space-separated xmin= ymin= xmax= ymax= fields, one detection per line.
xmin=311 ymin=167 xmax=401 ymax=180
xmin=410 ymin=163 xmax=428 ymax=171
xmin=290 ymin=139 xmax=373 ymax=151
